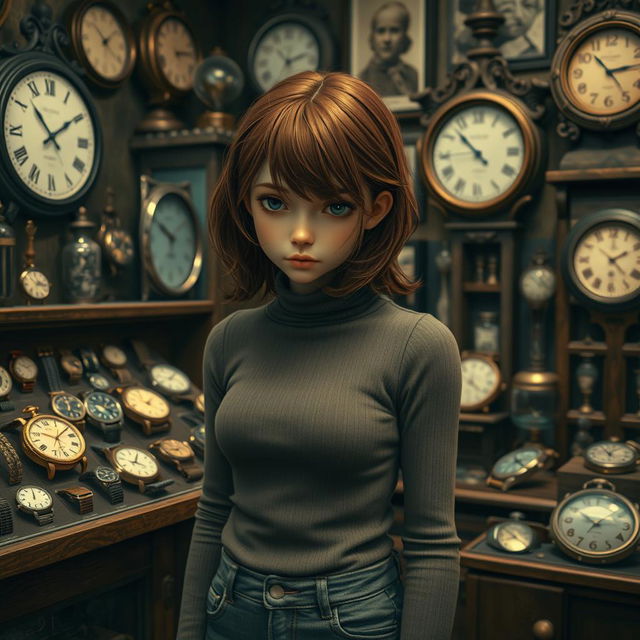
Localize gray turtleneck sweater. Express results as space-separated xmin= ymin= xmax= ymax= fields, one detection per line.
xmin=177 ymin=271 xmax=462 ymax=639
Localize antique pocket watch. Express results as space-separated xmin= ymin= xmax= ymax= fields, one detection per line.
xmin=583 ymin=440 xmax=640 ymax=475
xmin=487 ymin=511 xmax=540 ymax=554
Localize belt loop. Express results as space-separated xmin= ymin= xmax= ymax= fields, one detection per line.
xmin=224 ymin=561 xmax=238 ymax=604
xmin=315 ymin=577 xmax=331 ymax=620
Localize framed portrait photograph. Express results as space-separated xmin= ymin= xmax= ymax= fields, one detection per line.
xmin=449 ymin=0 xmax=557 ymax=71
xmin=350 ymin=0 xmax=435 ymax=113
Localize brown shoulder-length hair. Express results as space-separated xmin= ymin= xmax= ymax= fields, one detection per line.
xmin=209 ymin=70 xmax=420 ymax=301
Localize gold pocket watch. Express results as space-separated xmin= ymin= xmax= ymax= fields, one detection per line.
xmin=19 ymin=220 xmax=51 ymax=305
xmin=97 ymin=186 xmax=134 ymax=275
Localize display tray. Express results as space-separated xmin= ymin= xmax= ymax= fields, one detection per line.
xmin=0 ymin=343 xmax=204 ymax=550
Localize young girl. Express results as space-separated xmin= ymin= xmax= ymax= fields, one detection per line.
xmin=177 ymin=71 xmax=461 ymax=640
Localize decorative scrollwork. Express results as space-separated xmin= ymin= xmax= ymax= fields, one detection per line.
xmin=557 ymin=115 xmax=581 ymax=141
xmin=559 ymin=0 xmax=640 ymax=36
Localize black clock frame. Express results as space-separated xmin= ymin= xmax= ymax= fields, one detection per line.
xmin=0 ymin=51 xmax=103 ymax=218
xmin=561 ymin=207 xmax=640 ymax=313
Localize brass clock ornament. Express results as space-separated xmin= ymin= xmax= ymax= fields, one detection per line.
xmin=65 ymin=0 xmax=137 ymax=89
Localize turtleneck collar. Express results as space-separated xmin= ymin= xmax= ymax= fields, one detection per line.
xmin=264 ymin=270 xmax=383 ymax=328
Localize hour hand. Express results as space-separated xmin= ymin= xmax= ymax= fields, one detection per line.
xmin=31 ymin=101 xmax=61 ymax=151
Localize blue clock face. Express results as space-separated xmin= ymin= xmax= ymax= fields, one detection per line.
xmin=150 ymin=193 xmax=197 ymax=290
xmin=85 ymin=391 xmax=123 ymax=422
xmin=52 ymin=393 xmax=85 ymax=420
xmin=494 ymin=446 xmax=541 ymax=477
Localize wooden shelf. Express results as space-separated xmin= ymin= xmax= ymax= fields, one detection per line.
xmin=0 ymin=300 xmax=214 ymax=328
xmin=623 ymin=343 xmax=640 ymax=357
xmin=567 ymin=340 xmax=607 ymax=355
xmin=460 ymin=411 xmax=510 ymax=424
xmin=546 ymin=166 xmax=640 ymax=184
xmin=622 ymin=413 xmax=640 ymax=428
xmin=463 ymin=282 xmax=501 ymax=293
xmin=130 ymin=127 xmax=234 ymax=150
xmin=567 ymin=409 xmax=605 ymax=424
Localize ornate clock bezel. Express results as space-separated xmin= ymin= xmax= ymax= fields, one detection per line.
xmin=66 ymin=0 xmax=137 ymax=89
xmin=136 ymin=4 xmax=201 ymax=103
xmin=139 ymin=176 xmax=203 ymax=298
xmin=0 ymin=52 xmax=103 ymax=217
xmin=561 ymin=207 xmax=640 ymax=313
xmin=550 ymin=10 xmax=640 ymax=133
xmin=460 ymin=350 xmax=503 ymax=413
xmin=419 ymin=90 xmax=543 ymax=218
xmin=247 ymin=11 xmax=335 ymax=94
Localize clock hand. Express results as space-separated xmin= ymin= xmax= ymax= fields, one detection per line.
xmin=594 ymin=55 xmax=624 ymax=91
xmin=31 ymin=101 xmax=62 ymax=152
xmin=609 ymin=62 xmax=640 ymax=74
xmin=103 ymin=29 xmax=118 ymax=44
xmin=42 ymin=116 xmax=80 ymax=147
xmin=289 ymin=52 xmax=308 ymax=63
xmin=598 ymin=247 xmax=627 ymax=275
xmin=89 ymin=21 xmax=109 ymax=42
xmin=157 ymin=220 xmax=176 ymax=243
xmin=610 ymin=250 xmax=629 ymax=262
xmin=456 ymin=130 xmax=488 ymax=166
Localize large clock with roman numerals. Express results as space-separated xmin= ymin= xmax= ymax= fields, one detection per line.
xmin=0 ymin=52 xmax=102 ymax=217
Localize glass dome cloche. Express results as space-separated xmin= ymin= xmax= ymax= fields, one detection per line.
xmin=510 ymin=370 xmax=559 ymax=441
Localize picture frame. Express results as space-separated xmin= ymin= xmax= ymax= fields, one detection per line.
xmin=448 ymin=0 xmax=557 ymax=72
xmin=349 ymin=0 xmax=436 ymax=113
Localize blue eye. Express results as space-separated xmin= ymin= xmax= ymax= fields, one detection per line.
xmin=260 ymin=197 xmax=285 ymax=211
xmin=327 ymin=202 xmax=353 ymax=217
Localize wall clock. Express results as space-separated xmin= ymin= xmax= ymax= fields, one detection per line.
xmin=460 ymin=351 xmax=504 ymax=413
xmin=550 ymin=9 xmax=640 ymax=133
xmin=65 ymin=0 xmax=137 ymax=89
xmin=419 ymin=90 xmax=542 ymax=218
xmin=561 ymin=207 xmax=640 ymax=313
xmin=139 ymin=175 xmax=202 ymax=300
xmin=247 ymin=10 xmax=334 ymax=93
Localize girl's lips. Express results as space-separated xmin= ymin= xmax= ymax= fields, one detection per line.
xmin=287 ymin=259 xmax=318 ymax=268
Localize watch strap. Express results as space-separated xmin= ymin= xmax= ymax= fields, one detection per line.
xmin=142 ymin=419 xmax=171 ymax=436
xmin=141 ymin=478 xmax=174 ymax=496
xmin=130 ymin=339 xmax=155 ymax=370
xmin=79 ymin=469 xmax=124 ymax=504
xmin=98 ymin=421 xmax=122 ymax=443
xmin=114 ymin=367 xmax=134 ymax=384
xmin=37 ymin=347 xmax=64 ymax=392
xmin=56 ymin=487 xmax=94 ymax=514
xmin=179 ymin=459 xmax=203 ymax=482
xmin=34 ymin=510 xmax=54 ymax=526
xmin=59 ymin=349 xmax=82 ymax=384
xmin=0 ymin=399 xmax=14 ymax=412
xmin=486 ymin=476 xmax=507 ymax=491
xmin=0 ymin=497 xmax=14 ymax=536
xmin=0 ymin=432 xmax=22 ymax=485
xmin=9 ymin=350 xmax=36 ymax=392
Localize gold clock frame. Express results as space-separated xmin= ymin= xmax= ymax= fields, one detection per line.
xmin=550 ymin=10 xmax=640 ymax=132
xmin=66 ymin=0 xmax=137 ymax=89
xmin=460 ymin=351 xmax=504 ymax=413
xmin=420 ymin=90 xmax=542 ymax=218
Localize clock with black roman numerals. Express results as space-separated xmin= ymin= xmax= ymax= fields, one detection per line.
xmin=0 ymin=52 xmax=102 ymax=217
xmin=419 ymin=90 xmax=542 ymax=218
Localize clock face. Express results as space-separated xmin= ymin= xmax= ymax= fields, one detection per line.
xmin=25 ymin=415 xmax=85 ymax=462
xmin=520 ymin=266 xmax=556 ymax=304
xmin=155 ymin=17 xmax=198 ymax=91
xmin=430 ymin=102 xmax=526 ymax=206
xmin=585 ymin=441 xmax=637 ymax=467
xmin=102 ymin=344 xmax=127 ymax=367
xmin=251 ymin=21 xmax=320 ymax=92
xmin=150 ymin=364 xmax=191 ymax=394
xmin=61 ymin=354 xmax=83 ymax=374
xmin=20 ymin=269 xmax=50 ymax=300
xmin=12 ymin=355 xmax=37 ymax=380
xmin=494 ymin=522 xmax=534 ymax=552
xmin=51 ymin=393 xmax=86 ymax=421
xmin=95 ymin=465 xmax=119 ymax=482
xmin=79 ymin=3 xmax=130 ymax=81
xmin=566 ymin=27 xmax=640 ymax=116
xmin=85 ymin=390 xmax=123 ymax=422
xmin=0 ymin=366 xmax=12 ymax=395
xmin=3 ymin=69 xmax=97 ymax=201
xmin=114 ymin=446 xmax=159 ymax=478
xmin=149 ymin=193 xmax=199 ymax=293
xmin=123 ymin=386 xmax=170 ymax=419
xmin=460 ymin=356 xmax=500 ymax=410
xmin=158 ymin=438 xmax=192 ymax=460
xmin=16 ymin=486 xmax=52 ymax=510
xmin=89 ymin=373 xmax=110 ymax=390
xmin=570 ymin=220 xmax=640 ymax=304
xmin=493 ymin=446 xmax=542 ymax=478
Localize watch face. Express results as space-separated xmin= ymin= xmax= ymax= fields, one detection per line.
xmin=157 ymin=438 xmax=193 ymax=460
xmin=51 ymin=392 xmax=86 ymax=421
xmin=155 ymin=17 xmax=198 ymax=91
xmin=61 ymin=353 xmax=83 ymax=374
xmin=85 ymin=390 xmax=123 ymax=422
xmin=520 ymin=266 xmax=556 ymax=304
xmin=149 ymin=193 xmax=199 ymax=294
xmin=95 ymin=465 xmax=119 ymax=482
xmin=251 ymin=20 xmax=321 ymax=92
xmin=11 ymin=355 xmax=38 ymax=381
xmin=566 ymin=27 xmax=640 ymax=117
xmin=0 ymin=366 xmax=12 ymax=395
xmin=150 ymin=363 xmax=191 ymax=395
xmin=102 ymin=344 xmax=127 ymax=367
xmin=104 ymin=227 xmax=134 ymax=266
xmin=460 ymin=356 xmax=501 ymax=411
xmin=89 ymin=373 xmax=110 ymax=390
xmin=492 ymin=446 xmax=542 ymax=479
xmin=4 ymin=69 xmax=97 ymax=201
xmin=25 ymin=415 xmax=85 ymax=462
xmin=491 ymin=521 xmax=535 ymax=553
xmin=123 ymin=386 xmax=170 ymax=419
xmin=585 ymin=441 xmax=637 ymax=469
xmin=113 ymin=446 xmax=159 ymax=478
xmin=16 ymin=485 xmax=52 ymax=511
xmin=20 ymin=269 xmax=50 ymax=300
xmin=430 ymin=101 xmax=526 ymax=206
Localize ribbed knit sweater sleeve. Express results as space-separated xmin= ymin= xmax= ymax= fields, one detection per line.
xmin=397 ymin=316 xmax=462 ymax=640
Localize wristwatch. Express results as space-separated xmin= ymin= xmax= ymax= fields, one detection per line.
xmin=56 ymin=486 xmax=94 ymax=514
xmin=99 ymin=344 xmax=134 ymax=385
xmin=8 ymin=350 xmax=38 ymax=392
xmin=2 ymin=405 xmax=88 ymax=480
xmin=112 ymin=385 xmax=171 ymax=435
xmin=81 ymin=389 xmax=124 ymax=443
xmin=0 ymin=497 xmax=13 ymax=536
xmin=78 ymin=347 xmax=111 ymax=390
xmin=0 ymin=365 xmax=15 ymax=412
xmin=0 ymin=432 xmax=23 ymax=484
xmin=486 ymin=444 xmax=558 ymax=492
xmin=15 ymin=485 xmax=54 ymax=525
xmin=149 ymin=437 xmax=203 ymax=481
xmin=59 ymin=349 xmax=84 ymax=385
xmin=92 ymin=444 xmax=174 ymax=496
xmin=80 ymin=466 xmax=124 ymax=504
xmin=37 ymin=346 xmax=87 ymax=433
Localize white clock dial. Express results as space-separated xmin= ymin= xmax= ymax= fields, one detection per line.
xmin=252 ymin=22 xmax=320 ymax=92
xmin=102 ymin=344 xmax=126 ymax=366
xmin=20 ymin=269 xmax=50 ymax=299
xmin=26 ymin=416 xmax=85 ymax=461
xmin=572 ymin=222 xmax=640 ymax=301
xmin=586 ymin=442 xmax=635 ymax=465
xmin=13 ymin=355 xmax=37 ymax=379
xmin=432 ymin=103 xmax=525 ymax=204
xmin=520 ymin=266 xmax=556 ymax=304
xmin=17 ymin=486 xmax=52 ymax=510
xmin=114 ymin=446 xmax=159 ymax=478
xmin=460 ymin=356 xmax=500 ymax=409
xmin=0 ymin=366 xmax=12 ymax=395
xmin=80 ymin=4 xmax=128 ymax=81
xmin=156 ymin=17 xmax=197 ymax=91
xmin=495 ymin=522 xmax=534 ymax=552
xmin=124 ymin=386 xmax=170 ymax=419
xmin=493 ymin=446 xmax=541 ymax=477
xmin=4 ymin=70 xmax=96 ymax=200
xmin=150 ymin=364 xmax=191 ymax=394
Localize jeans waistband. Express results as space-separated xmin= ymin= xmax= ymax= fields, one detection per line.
xmin=216 ymin=547 xmax=400 ymax=613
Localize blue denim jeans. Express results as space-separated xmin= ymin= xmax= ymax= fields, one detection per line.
xmin=205 ymin=547 xmax=404 ymax=640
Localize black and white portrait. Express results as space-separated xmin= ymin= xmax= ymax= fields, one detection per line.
xmin=350 ymin=0 xmax=426 ymax=112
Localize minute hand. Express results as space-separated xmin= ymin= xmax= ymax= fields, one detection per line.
xmin=609 ymin=62 xmax=640 ymax=74
xmin=42 ymin=116 xmax=79 ymax=146
xmin=457 ymin=131 xmax=488 ymax=166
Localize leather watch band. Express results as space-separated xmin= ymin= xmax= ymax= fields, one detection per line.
xmin=130 ymin=339 xmax=154 ymax=370
xmin=59 ymin=349 xmax=81 ymax=384
xmin=179 ymin=460 xmax=203 ymax=482
xmin=0 ymin=432 xmax=22 ymax=485
xmin=142 ymin=419 xmax=171 ymax=436
xmin=56 ymin=487 xmax=94 ymax=514
xmin=114 ymin=367 xmax=134 ymax=384
xmin=0 ymin=497 xmax=14 ymax=536
xmin=142 ymin=478 xmax=174 ymax=496
xmin=99 ymin=422 xmax=122 ymax=443
xmin=37 ymin=347 xmax=64 ymax=392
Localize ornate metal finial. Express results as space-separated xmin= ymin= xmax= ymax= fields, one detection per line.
xmin=412 ymin=0 xmax=549 ymax=127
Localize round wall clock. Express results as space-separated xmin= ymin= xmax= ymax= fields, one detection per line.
xmin=0 ymin=53 xmax=102 ymax=217
xmin=247 ymin=11 xmax=335 ymax=93
xmin=550 ymin=10 xmax=640 ymax=131
xmin=66 ymin=0 xmax=137 ymax=89
xmin=419 ymin=90 xmax=542 ymax=217
xmin=561 ymin=208 xmax=640 ymax=312
xmin=460 ymin=351 xmax=504 ymax=413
